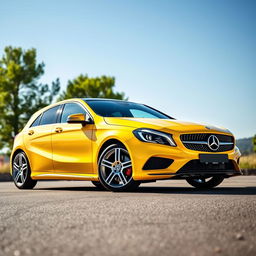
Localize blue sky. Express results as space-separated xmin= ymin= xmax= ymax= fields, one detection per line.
xmin=0 ymin=0 xmax=255 ymax=138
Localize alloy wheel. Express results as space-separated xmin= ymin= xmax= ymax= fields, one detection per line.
xmin=99 ymin=147 xmax=133 ymax=189
xmin=13 ymin=153 xmax=28 ymax=187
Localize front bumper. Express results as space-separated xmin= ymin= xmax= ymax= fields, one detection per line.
xmin=125 ymin=136 xmax=241 ymax=181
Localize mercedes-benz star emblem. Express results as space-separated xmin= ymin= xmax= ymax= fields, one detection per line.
xmin=207 ymin=135 xmax=220 ymax=151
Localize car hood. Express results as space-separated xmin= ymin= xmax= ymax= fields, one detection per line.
xmin=104 ymin=117 xmax=232 ymax=134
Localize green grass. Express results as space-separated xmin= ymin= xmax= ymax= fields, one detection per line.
xmin=240 ymin=153 xmax=256 ymax=169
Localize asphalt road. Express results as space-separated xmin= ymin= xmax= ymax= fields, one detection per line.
xmin=0 ymin=176 xmax=256 ymax=256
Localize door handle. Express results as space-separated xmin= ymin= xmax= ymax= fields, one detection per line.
xmin=28 ymin=130 xmax=34 ymax=135
xmin=55 ymin=127 xmax=63 ymax=133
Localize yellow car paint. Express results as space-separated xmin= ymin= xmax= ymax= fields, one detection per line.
xmin=10 ymin=98 xmax=241 ymax=183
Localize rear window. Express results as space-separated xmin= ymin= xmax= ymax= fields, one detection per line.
xmin=40 ymin=106 xmax=60 ymax=125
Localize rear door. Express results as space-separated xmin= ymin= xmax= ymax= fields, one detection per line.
xmin=52 ymin=102 xmax=94 ymax=174
xmin=23 ymin=105 xmax=61 ymax=174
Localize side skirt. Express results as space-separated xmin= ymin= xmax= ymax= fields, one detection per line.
xmin=32 ymin=173 xmax=98 ymax=181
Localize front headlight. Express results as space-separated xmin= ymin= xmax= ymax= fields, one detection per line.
xmin=133 ymin=128 xmax=176 ymax=146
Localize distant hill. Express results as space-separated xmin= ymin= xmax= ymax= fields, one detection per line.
xmin=236 ymin=137 xmax=253 ymax=155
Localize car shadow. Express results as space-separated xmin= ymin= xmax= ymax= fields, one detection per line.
xmin=137 ymin=186 xmax=256 ymax=195
xmin=36 ymin=185 xmax=256 ymax=195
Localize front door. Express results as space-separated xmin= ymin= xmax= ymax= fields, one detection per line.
xmin=52 ymin=102 xmax=94 ymax=174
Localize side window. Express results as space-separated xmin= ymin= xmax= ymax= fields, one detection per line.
xmin=40 ymin=106 xmax=60 ymax=125
xmin=30 ymin=114 xmax=41 ymax=127
xmin=61 ymin=103 xmax=87 ymax=123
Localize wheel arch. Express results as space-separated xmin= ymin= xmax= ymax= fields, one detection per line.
xmin=97 ymin=138 xmax=127 ymax=163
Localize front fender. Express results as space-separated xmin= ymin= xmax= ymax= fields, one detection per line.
xmin=91 ymin=126 xmax=135 ymax=176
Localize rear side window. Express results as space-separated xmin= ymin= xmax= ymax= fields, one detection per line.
xmin=30 ymin=114 xmax=41 ymax=127
xmin=40 ymin=106 xmax=60 ymax=125
xmin=61 ymin=103 xmax=88 ymax=123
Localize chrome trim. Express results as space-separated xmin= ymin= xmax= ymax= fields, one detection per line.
xmin=183 ymin=141 xmax=233 ymax=145
xmin=207 ymin=135 xmax=220 ymax=151
xmin=218 ymin=142 xmax=234 ymax=145
xmin=183 ymin=141 xmax=208 ymax=144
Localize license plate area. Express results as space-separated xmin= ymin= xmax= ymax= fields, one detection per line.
xmin=199 ymin=154 xmax=228 ymax=164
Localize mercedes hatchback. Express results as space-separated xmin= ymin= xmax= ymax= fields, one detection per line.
xmin=11 ymin=98 xmax=241 ymax=192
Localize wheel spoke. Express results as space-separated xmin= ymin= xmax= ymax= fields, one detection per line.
xmin=122 ymin=160 xmax=131 ymax=169
xmin=119 ymin=172 xmax=127 ymax=185
xmin=101 ymin=159 xmax=113 ymax=169
xmin=14 ymin=172 xmax=20 ymax=183
xmin=19 ymin=154 xmax=23 ymax=167
xmin=115 ymin=148 xmax=121 ymax=162
xmin=20 ymin=172 xmax=25 ymax=183
xmin=105 ymin=171 xmax=116 ymax=184
xmin=21 ymin=163 xmax=27 ymax=172
xmin=13 ymin=162 xmax=20 ymax=172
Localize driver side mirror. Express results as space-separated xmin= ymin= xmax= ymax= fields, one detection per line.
xmin=67 ymin=113 xmax=92 ymax=125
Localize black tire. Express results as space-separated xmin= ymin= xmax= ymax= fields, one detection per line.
xmin=98 ymin=143 xmax=140 ymax=192
xmin=91 ymin=181 xmax=106 ymax=190
xmin=186 ymin=175 xmax=224 ymax=189
xmin=12 ymin=151 xmax=37 ymax=189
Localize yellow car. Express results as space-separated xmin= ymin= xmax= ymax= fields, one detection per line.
xmin=10 ymin=98 xmax=241 ymax=192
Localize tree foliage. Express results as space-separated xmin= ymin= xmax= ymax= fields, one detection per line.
xmin=0 ymin=46 xmax=60 ymax=152
xmin=253 ymin=135 xmax=256 ymax=153
xmin=59 ymin=74 xmax=126 ymax=100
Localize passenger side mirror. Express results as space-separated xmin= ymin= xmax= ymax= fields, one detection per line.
xmin=67 ymin=113 xmax=92 ymax=125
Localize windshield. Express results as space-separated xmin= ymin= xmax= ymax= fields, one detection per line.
xmin=84 ymin=100 xmax=172 ymax=119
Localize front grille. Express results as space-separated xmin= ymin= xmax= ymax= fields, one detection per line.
xmin=180 ymin=133 xmax=234 ymax=152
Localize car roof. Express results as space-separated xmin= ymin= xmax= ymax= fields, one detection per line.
xmin=83 ymin=98 xmax=140 ymax=104
xmin=83 ymin=98 xmax=126 ymax=102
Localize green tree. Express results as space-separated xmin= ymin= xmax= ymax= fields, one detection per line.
xmin=59 ymin=74 xmax=126 ymax=100
xmin=253 ymin=135 xmax=256 ymax=153
xmin=0 ymin=46 xmax=60 ymax=152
